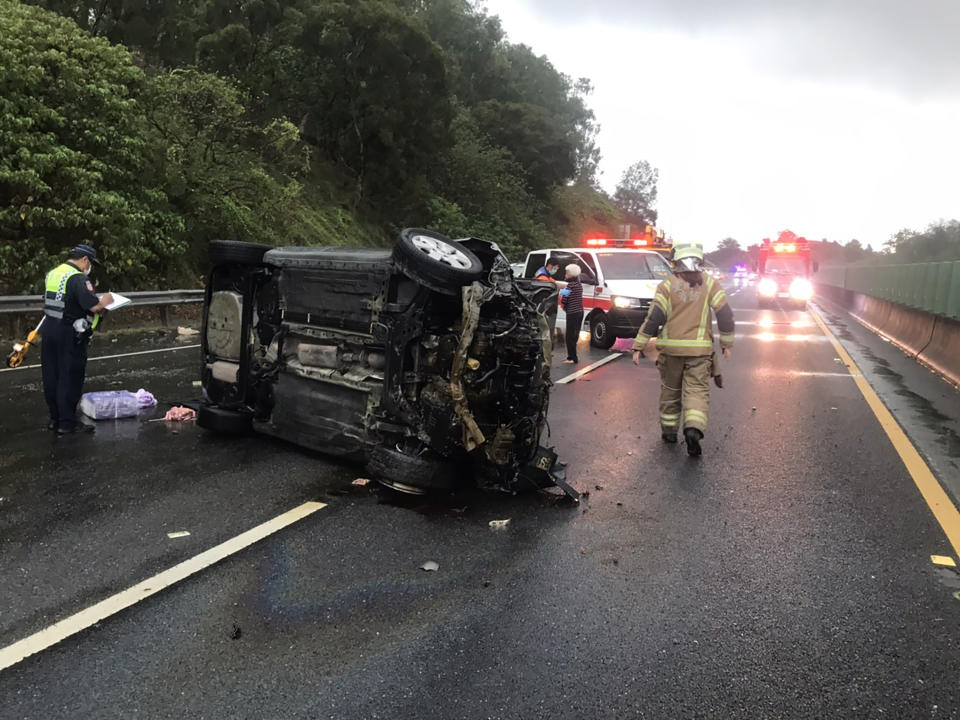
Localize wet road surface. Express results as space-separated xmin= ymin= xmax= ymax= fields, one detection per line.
xmin=1 ymin=288 xmax=959 ymax=719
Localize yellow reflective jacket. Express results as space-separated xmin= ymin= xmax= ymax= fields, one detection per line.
xmin=633 ymin=273 xmax=734 ymax=356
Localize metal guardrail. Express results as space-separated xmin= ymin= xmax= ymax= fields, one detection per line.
xmin=816 ymin=261 xmax=960 ymax=320
xmin=0 ymin=289 xmax=204 ymax=315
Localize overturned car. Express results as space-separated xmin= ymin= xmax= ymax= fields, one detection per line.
xmin=198 ymin=229 xmax=576 ymax=499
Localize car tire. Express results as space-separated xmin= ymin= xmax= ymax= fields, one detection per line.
xmin=209 ymin=240 xmax=271 ymax=267
xmin=367 ymin=445 xmax=458 ymax=494
xmin=197 ymin=404 xmax=252 ymax=434
xmin=393 ymin=228 xmax=484 ymax=295
xmin=590 ymin=313 xmax=617 ymax=349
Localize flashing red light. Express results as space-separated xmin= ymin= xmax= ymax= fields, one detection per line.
xmin=586 ymin=238 xmax=608 ymax=246
xmin=773 ymin=243 xmax=797 ymax=253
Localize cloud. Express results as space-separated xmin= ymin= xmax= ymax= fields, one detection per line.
xmin=517 ymin=0 xmax=960 ymax=98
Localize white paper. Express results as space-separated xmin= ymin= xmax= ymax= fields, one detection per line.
xmin=99 ymin=292 xmax=131 ymax=311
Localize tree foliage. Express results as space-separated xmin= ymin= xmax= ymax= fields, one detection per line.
xmin=8 ymin=0 xmax=631 ymax=293
xmin=0 ymin=0 xmax=182 ymax=293
xmin=614 ymin=160 xmax=659 ymax=227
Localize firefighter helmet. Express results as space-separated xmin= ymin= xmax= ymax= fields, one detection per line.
xmin=672 ymin=242 xmax=704 ymax=272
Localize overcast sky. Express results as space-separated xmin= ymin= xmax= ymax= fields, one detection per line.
xmin=480 ymin=0 xmax=960 ymax=250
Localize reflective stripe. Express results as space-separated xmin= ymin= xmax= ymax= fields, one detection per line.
xmin=720 ymin=333 xmax=735 ymax=345
xmin=685 ymin=409 xmax=708 ymax=423
xmin=45 ymin=309 xmax=64 ymax=319
xmin=657 ymin=338 xmax=712 ymax=348
xmin=653 ymin=292 xmax=671 ymax=315
xmin=710 ymin=290 xmax=727 ymax=308
xmin=696 ymin=278 xmax=713 ymax=341
xmin=660 ymin=413 xmax=680 ymax=421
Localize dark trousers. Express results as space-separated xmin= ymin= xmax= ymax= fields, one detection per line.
xmin=41 ymin=321 xmax=88 ymax=430
xmin=565 ymin=311 xmax=584 ymax=362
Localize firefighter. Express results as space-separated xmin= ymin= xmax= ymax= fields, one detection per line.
xmin=41 ymin=245 xmax=114 ymax=434
xmin=631 ymin=242 xmax=734 ymax=456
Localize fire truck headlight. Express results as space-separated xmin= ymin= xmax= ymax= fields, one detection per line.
xmin=612 ymin=296 xmax=632 ymax=309
xmin=789 ymin=278 xmax=813 ymax=300
xmin=758 ymin=278 xmax=778 ymax=297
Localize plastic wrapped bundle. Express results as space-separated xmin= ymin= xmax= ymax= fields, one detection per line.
xmin=79 ymin=391 xmax=142 ymax=420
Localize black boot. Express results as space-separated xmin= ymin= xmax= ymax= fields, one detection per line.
xmin=684 ymin=428 xmax=703 ymax=456
xmin=661 ymin=431 xmax=677 ymax=443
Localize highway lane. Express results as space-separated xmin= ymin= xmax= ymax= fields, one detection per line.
xmin=1 ymin=287 xmax=959 ymax=718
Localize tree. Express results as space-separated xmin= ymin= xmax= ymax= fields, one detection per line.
xmin=142 ymin=68 xmax=314 ymax=274
xmin=614 ymin=160 xmax=659 ymax=227
xmin=718 ymin=238 xmax=740 ymax=251
xmin=0 ymin=1 xmax=181 ymax=293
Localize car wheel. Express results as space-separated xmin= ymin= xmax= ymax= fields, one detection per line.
xmin=209 ymin=240 xmax=272 ymax=267
xmin=367 ymin=445 xmax=458 ymax=494
xmin=197 ymin=404 xmax=252 ymax=435
xmin=590 ymin=314 xmax=617 ymax=349
xmin=393 ymin=228 xmax=484 ymax=295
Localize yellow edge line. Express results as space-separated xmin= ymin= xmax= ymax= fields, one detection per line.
xmin=0 ymin=501 xmax=326 ymax=672
xmin=809 ymin=305 xmax=960 ymax=557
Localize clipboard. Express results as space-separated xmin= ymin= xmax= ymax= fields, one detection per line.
xmin=100 ymin=292 xmax=132 ymax=311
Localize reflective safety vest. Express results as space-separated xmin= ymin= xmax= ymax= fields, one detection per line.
xmin=648 ymin=273 xmax=729 ymax=356
xmin=43 ymin=262 xmax=100 ymax=328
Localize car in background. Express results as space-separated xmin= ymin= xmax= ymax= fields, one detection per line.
xmin=198 ymin=230 xmax=575 ymax=499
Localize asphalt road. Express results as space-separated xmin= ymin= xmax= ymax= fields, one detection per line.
xmin=1 ymin=287 xmax=959 ymax=719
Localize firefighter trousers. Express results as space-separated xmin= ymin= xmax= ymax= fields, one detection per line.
xmin=656 ymin=353 xmax=712 ymax=434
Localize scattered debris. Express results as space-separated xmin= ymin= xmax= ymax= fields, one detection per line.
xmin=627 ymin=451 xmax=634 ymax=456
xmin=230 ymin=624 xmax=242 ymax=640
xmin=580 ymin=547 xmax=587 ymax=555
xmin=352 ymin=478 xmax=371 ymax=487
xmin=932 ymin=555 xmax=957 ymax=568
xmin=191 ymin=380 xmax=202 ymax=388
xmin=616 ymin=502 xmax=623 ymax=507
xmin=751 ymin=407 xmax=757 ymax=412
xmin=420 ymin=560 xmax=439 ymax=572
xmin=482 ymin=580 xmax=491 ymax=588
xmin=164 ymin=406 xmax=197 ymax=422
xmin=595 ymin=484 xmax=604 ymax=491
xmin=954 ymin=591 xmax=960 ymax=602
xmin=167 ymin=531 xmax=190 ymax=539
xmin=489 ymin=519 xmax=511 ymax=530
xmin=177 ymin=326 xmax=200 ymax=337
xmin=830 ymin=407 xmax=838 ymax=411
xmin=612 ymin=559 xmax=619 ymax=565
xmin=581 ymin=490 xmax=591 ymax=498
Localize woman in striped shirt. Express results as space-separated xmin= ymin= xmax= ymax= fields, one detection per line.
xmin=560 ymin=263 xmax=584 ymax=364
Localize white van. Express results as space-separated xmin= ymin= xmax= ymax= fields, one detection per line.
xmin=522 ymin=246 xmax=672 ymax=348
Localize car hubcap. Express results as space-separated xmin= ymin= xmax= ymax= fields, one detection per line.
xmin=411 ymin=235 xmax=473 ymax=269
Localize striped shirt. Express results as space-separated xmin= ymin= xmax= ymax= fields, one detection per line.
xmin=562 ymin=279 xmax=584 ymax=315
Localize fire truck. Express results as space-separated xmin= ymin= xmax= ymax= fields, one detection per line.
xmin=756 ymin=230 xmax=817 ymax=310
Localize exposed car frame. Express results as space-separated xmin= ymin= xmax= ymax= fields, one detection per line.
xmin=198 ymin=230 xmax=578 ymax=500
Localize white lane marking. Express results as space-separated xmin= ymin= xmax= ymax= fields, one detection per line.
xmin=0 ymin=344 xmax=201 ymax=373
xmin=0 ymin=501 xmax=326 ymax=672
xmin=555 ymin=352 xmax=621 ymax=384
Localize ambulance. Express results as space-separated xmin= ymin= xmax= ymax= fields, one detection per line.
xmin=522 ymin=237 xmax=672 ymax=349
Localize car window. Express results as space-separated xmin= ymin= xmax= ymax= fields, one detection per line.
xmin=524 ymin=252 xmax=546 ymax=278
xmin=595 ymin=252 xmax=671 ymax=280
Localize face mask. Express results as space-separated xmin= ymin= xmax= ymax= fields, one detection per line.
xmin=83 ymin=265 xmax=92 ymax=276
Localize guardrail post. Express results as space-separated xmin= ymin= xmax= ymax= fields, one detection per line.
xmin=159 ymin=306 xmax=169 ymax=327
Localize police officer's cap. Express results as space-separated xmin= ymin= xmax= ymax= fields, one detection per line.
xmin=71 ymin=244 xmax=102 ymax=265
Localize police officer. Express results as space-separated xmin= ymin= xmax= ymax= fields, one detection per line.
xmin=41 ymin=244 xmax=113 ymax=434
xmin=631 ymin=242 xmax=734 ymax=456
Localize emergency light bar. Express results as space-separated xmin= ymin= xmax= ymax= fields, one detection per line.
xmin=584 ymin=238 xmax=656 ymax=248
xmin=773 ymin=243 xmax=797 ymax=253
